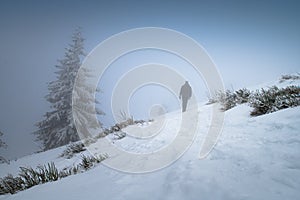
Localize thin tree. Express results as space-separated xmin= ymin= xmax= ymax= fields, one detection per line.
xmin=0 ymin=130 xmax=8 ymax=164
xmin=0 ymin=131 xmax=6 ymax=149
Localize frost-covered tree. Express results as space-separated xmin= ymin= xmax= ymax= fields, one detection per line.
xmin=0 ymin=131 xmax=6 ymax=149
xmin=0 ymin=131 xmax=8 ymax=164
xmin=34 ymin=29 xmax=102 ymax=150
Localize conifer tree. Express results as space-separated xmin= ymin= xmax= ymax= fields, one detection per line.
xmin=34 ymin=29 xmax=102 ymax=150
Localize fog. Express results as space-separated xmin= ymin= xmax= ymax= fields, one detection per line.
xmin=0 ymin=0 xmax=299 ymax=159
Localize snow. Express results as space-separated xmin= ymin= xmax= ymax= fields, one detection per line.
xmin=1 ymin=78 xmax=300 ymax=200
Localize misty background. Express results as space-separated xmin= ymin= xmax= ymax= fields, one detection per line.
xmin=0 ymin=0 xmax=299 ymax=159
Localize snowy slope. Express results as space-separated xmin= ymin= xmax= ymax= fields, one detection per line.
xmin=1 ymin=78 xmax=300 ymax=200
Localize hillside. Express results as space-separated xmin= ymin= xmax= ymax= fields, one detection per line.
xmin=0 ymin=76 xmax=299 ymax=200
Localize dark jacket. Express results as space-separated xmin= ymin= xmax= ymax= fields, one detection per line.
xmin=179 ymin=82 xmax=192 ymax=100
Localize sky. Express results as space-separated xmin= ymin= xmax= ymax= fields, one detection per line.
xmin=0 ymin=0 xmax=299 ymax=159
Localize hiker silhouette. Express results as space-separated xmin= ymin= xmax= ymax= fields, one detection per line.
xmin=179 ymin=81 xmax=192 ymax=112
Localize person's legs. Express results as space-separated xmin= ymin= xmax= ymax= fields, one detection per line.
xmin=182 ymin=98 xmax=188 ymax=112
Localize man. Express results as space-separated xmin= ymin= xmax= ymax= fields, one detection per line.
xmin=179 ymin=81 xmax=192 ymax=112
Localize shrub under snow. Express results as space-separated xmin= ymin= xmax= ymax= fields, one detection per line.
xmin=279 ymin=73 xmax=300 ymax=83
xmin=0 ymin=162 xmax=59 ymax=195
xmin=207 ymin=85 xmax=299 ymax=116
xmin=249 ymin=86 xmax=300 ymax=116
xmin=0 ymin=153 xmax=108 ymax=195
xmin=60 ymin=142 xmax=86 ymax=159
xmin=208 ymin=88 xmax=251 ymax=111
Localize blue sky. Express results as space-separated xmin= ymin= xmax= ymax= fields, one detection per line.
xmin=0 ymin=0 xmax=299 ymax=159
